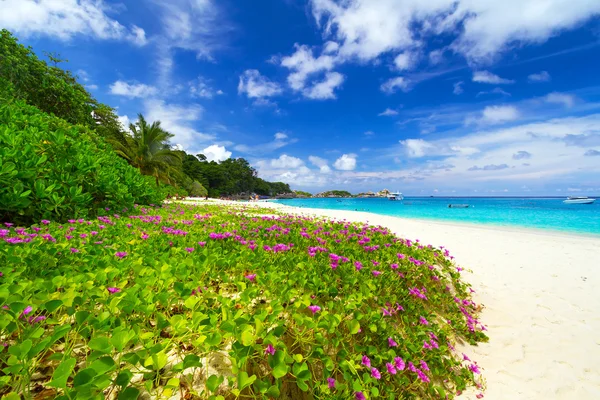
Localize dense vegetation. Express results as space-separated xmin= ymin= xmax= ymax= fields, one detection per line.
xmin=0 ymin=29 xmax=290 ymax=224
xmin=0 ymin=203 xmax=487 ymax=399
xmin=317 ymin=190 xmax=353 ymax=198
xmin=293 ymin=191 xmax=313 ymax=198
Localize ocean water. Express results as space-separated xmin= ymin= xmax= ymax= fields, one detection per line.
xmin=275 ymin=197 xmax=600 ymax=235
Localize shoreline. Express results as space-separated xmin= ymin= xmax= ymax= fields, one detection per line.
xmin=183 ymin=198 xmax=600 ymax=399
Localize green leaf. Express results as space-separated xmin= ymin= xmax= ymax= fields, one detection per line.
xmin=207 ymin=375 xmax=223 ymax=393
xmin=237 ymin=371 xmax=256 ymax=390
xmin=90 ymin=356 xmax=116 ymax=375
xmin=88 ymin=336 xmax=112 ymax=353
xmin=266 ymin=385 xmax=280 ymax=397
xmin=47 ymin=357 xmax=76 ymax=389
xmin=115 ymin=370 xmax=133 ymax=387
xmin=183 ymin=354 xmax=202 ymax=369
xmin=117 ymin=387 xmax=140 ymax=400
xmin=205 ymin=332 xmax=222 ymax=347
xmin=347 ymin=320 xmax=361 ymax=335
xmin=73 ymin=368 xmax=97 ymax=387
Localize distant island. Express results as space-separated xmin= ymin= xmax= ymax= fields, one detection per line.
xmin=279 ymin=189 xmax=396 ymax=199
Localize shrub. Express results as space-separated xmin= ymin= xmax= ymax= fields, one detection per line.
xmin=0 ymin=203 xmax=487 ymax=399
xmin=0 ymin=98 xmax=164 ymax=224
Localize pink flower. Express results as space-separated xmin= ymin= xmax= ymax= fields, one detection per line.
xmin=185 ymin=247 xmax=194 ymax=253
xmin=198 ymin=241 xmax=206 ymax=247
xmin=463 ymin=353 xmax=471 ymax=361
xmin=386 ymin=362 xmax=397 ymax=375
xmin=419 ymin=316 xmax=429 ymax=325
xmin=390 ymin=263 xmax=399 ymax=269
xmin=354 ymin=261 xmax=363 ymax=271
xmin=388 ymin=337 xmax=398 ymax=347
xmin=21 ymin=306 xmax=33 ymax=318
xmin=417 ymin=369 xmax=430 ymax=383
xmin=355 ymin=392 xmax=366 ymax=400
xmin=371 ymin=367 xmax=381 ymax=379
xmin=382 ymin=307 xmax=391 ymax=317
xmin=476 ymin=393 xmax=484 ymax=399
xmin=469 ymin=364 xmax=481 ymax=374
xmin=308 ymin=305 xmax=321 ymax=314
xmin=70 ymin=248 xmax=79 ymax=253
xmin=264 ymin=344 xmax=275 ymax=356
xmin=420 ymin=360 xmax=430 ymax=372
xmin=107 ymin=287 xmax=121 ymax=294
xmin=115 ymin=251 xmax=128 ymax=259
xmin=372 ymin=270 xmax=381 ymax=277
xmin=245 ymin=274 xmax=256 ymax=282
xmin=393 ymin=357 xmax=405 ymax=371
xmin=327 ymin=377 xmax=335 ymax=389
xmin=361 ymin=355 xmax=371 ymax=367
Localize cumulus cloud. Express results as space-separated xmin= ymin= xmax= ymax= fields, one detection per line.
xmin=512 ymin=151 xmax=532 ymax=160
xmin=267 ymin=154 xmax=305 ymax=169
xmin=400 ymin=139 xmax=436 ymax=158
xmin=202 ymin=144 xmax=231 ymax=162
xmin=117 ymin=115 xmax=131 ymax=130
xmin=472 ymin=71 xmax=515 ymax=84
xmin=544 ymin=92 xmax=575 ymax=108
xmin=394 ymin=51 xmax=419 ymax=71
xmin=310 ymin=0 xmax=600 ymax=63
xmin=333 ymin=154 xmax=357 ymax=170
xmin=274 ymin=132 xmax=288 ymax=140
xmin=0 ymin=0 xmax=147 ymax=45
xmin=238 ymin=70 xmax=282 ymax=98
xmin=144 ymin=99 xmax=214 ymax=153
xmin=109 ymin=81 xmax=158 ymax=98
xmin=308 ymin=156 xmax=332 ymax=173
xmin=302 ymin=72 xmax=345 ymax=100
xmin=528 ymin=71 xmax=551 ymax=82
xmin=380 ymin=77 xmax=411 ymax=94
xmin=466 ymin=105 xmax=520 ymax=125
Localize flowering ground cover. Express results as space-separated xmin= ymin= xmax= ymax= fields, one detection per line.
xmin=0 ymin=203 xmax=487 ymax=399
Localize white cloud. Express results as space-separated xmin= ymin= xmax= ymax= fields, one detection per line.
xmin=238 ymin=70 xmax=282 ymax=98
xmin=364 ymin=131 xmax=375 ymax=136
xmin=269 ymin=155 xmax=305 ymax=169
xmin=394 ymin=51 xmax=419 ymax=71
xmin=86 ymin=84 xmax=98 ymax=90
xmin=379 ymin=108 xmax=399 ymax=116
xmin=303 ymin=72 xmax=345 ymax=99
xmin=309 ymin=156 xmax=332 ymax=173
xmin=528 ymin=71 xmax=551 ymax=82
xmin=234 ymin=133 xmax=295 ymax=155
xmin=310 ymin=0 xmax=600 ymax=63
xmin=466 ymin=105 xmax=520 ymax=125
xmin=429 ymin=49 xmax=445 ymax=65
xmin=144 ymin=99 xmax=214 ymax=154
xmin=280 ymin=44 xmax=342 ymax=99
xmin=453 ymin=81 xmax=464 ymax=95
xmin=0 ymin=0 xmax=145 ymax=45
xmin=381 ymin=77 xmax=411 ymax=94
xmin=400 ymin=139 xmax=436 ymax=158
xmin=202 ymin=144 xmax=231 ymax=162
xmin=117 ymin=115 xmax=130 ymax=130
xmin=109 ymin=81 xmax=158 ymax=98
xmin=333 ymin=154 xmax=357 ymax=170
xmin=190 ymin=77 xmax=223 ymax=99
xmin=476 ymin=87 xmax=511 ymax=97
xmin=472 ymin=71 xmax=515 ymax=84
xmin=129 ymin=25 xmax=147 ymax=46
xmin=544 ymin=92 xmax=575 ymax=108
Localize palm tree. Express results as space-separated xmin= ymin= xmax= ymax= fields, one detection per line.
xmin=114 ymin=114 xmax=181 ymax=186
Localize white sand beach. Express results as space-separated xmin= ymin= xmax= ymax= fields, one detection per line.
xmin=195 ymin=199 xmax=600 ymax=399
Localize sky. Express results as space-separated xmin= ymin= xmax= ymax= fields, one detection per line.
xmin=2 ymin=0 xmax=600 ymax=196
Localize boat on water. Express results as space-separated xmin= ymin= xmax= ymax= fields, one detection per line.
xmin=448 ymin=204 xmax=470 ymax=208
xmin=387 ymin=192 xmax=403 ymax=201
xmin=563 ymin=196 xmax=596 ymax=204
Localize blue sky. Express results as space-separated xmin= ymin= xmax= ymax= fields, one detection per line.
xmin=2 ymin=0 xmax=600 ymax=195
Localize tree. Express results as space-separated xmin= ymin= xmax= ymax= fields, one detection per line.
xmin=115 ymin=114 xmax=182 ymax=187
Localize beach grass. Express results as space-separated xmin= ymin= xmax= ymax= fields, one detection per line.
xmin=0 ymin=203 xmax=487 ymax=399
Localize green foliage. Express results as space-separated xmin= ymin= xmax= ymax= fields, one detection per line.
xmin=318 ymin=190 xmax=353 ymax=197
xmin=0 ymin=30 xmax=96 ymax=127
xmin=293 ymin=190 xmax=313 ymax=197
xmin=0 ymin=98 xmax=164 ymax=224
xmin=0 ymin=203 xmax=487 ymax=399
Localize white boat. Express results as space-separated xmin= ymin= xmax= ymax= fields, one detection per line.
xmin=387 ymin=192 xmax=403 ymax=201
xmin=563 ymin=196 xmax=596 ymax=204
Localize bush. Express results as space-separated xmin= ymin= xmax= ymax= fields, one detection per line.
xmin=0 ymin=204 xmax=487 ymax=399
xmin=0 ymin=98 xmax=164 ymax=224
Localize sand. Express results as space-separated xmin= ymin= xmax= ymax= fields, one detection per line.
xmin=186 ymin=199 xmax=600 ymax=399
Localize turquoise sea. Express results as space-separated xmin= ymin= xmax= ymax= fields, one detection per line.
xmin=274 ymin=197 xmax=600 ymax=236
